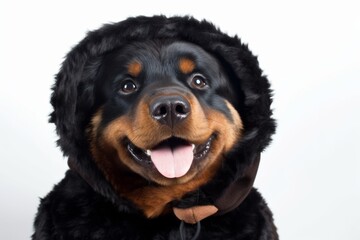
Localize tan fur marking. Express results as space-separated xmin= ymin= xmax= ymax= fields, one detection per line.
xmin=223 ymin=100 xmax=243 ymax=150
xmin=127 ymin=61 xmax=142 ymax=77
xmin=179 ymin=58 xmax=195 ymax=74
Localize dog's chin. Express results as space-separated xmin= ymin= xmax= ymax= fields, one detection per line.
xmin=123 ymin=135 xmax=216 ymax=186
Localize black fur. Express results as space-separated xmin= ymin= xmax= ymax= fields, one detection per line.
xmin=33 ymin=16 xmax=277 ymax=239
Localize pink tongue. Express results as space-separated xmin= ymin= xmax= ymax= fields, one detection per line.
xmin=150 ymin=144 xmax=193 ymax=178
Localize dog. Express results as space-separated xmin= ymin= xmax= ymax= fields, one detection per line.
xmin=33 ymin=16 xmax=277 ymax=239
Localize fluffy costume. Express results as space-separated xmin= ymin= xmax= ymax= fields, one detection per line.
xmin=33 ymin=16 xmax=277 ymax=239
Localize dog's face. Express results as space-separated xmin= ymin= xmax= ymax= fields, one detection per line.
xmin=89 ymin=41 xmax=243 ymax=189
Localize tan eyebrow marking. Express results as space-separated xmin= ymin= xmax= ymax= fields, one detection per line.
xmin=127 ymin=61 xmax=142 ymax=77
xmin=179 ymin=57 xmax=196 ymax=74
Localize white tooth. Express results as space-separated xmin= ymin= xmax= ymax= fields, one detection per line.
xmin=146 ymin=150 xmax=151 ymax=156
xmin=192 ymin=144 xmax=195 ymax=151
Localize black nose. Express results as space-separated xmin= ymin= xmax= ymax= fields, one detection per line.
xmin=150 ymin=95 xmax=190 ymax=127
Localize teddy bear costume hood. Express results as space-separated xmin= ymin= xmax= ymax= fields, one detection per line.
xmin=50 ymin=15 xmax=276 ymax=220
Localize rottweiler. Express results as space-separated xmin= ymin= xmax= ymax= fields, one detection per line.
xmin=33 ymin=16 xmax=277 ymax=240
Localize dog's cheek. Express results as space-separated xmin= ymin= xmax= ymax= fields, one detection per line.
xmin=88 ymin=109 xmax=119 ymax=181
xmin=224 ymin=100 xmax=243 ymax=150
xmin=207 ymin=100 xmax=243 ymax=153
xmin=88 ymin=109 xmax=144 ymax=179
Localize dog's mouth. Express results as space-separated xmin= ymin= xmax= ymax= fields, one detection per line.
xmin=126 ymin=136 xmax=214 ymax=179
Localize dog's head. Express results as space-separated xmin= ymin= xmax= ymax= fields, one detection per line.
xmin=89 ymin=41 xmax=242 ymax=186
xmin=50 ymin=16 xmax=275 ymax=217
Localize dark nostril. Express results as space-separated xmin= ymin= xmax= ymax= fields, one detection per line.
xmin=175 ymin=104 xmax=185 ymax=114
xmin=158 ymin=106 xmax=168 ymax=116
xmin=174 ymin=101 xmax=189 ymax=116
xmin=152 ymin=103 xmax=170 ymax=119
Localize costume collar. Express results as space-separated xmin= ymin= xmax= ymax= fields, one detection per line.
xmin=68 ymin=154 xmax=260 ymax=224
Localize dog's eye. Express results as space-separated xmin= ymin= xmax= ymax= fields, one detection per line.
xmin=190 ymin=74 xmax=208 ymax=89
xmin=119 ymin=79 xmax=137 ymax=94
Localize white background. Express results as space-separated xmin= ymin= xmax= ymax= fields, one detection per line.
xmin=1 ymin=0 xmax=359 ymax=239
